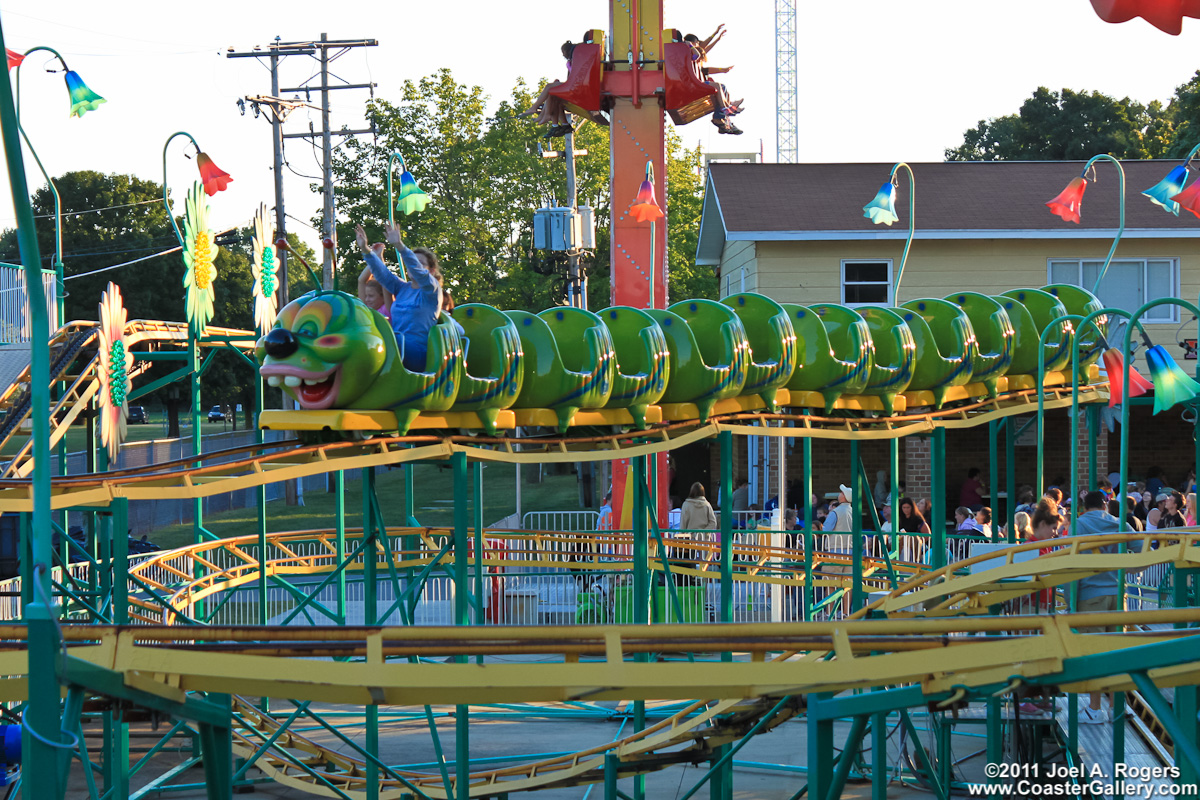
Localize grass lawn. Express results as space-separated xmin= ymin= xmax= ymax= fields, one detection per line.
xmin=4 ymin=417 xmax=258 ymax=456
xmin=148 ymin=463 xmax=587 ymax=550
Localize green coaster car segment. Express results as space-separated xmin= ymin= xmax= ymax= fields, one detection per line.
xmin=598 ymin=306 xmax=670 ymax=430
xmin=899 ymin=298 xmax=977 ymax=408
xmin=945 ymin=291 xmax=1015 ymax=398
xmin=504 ymin=306 xmax=615 ymax=432
xmin=450 ymin=303 xmax=524 ymax=434
xmin=719 ymin=293 xmax=796 ymax=411
xmin=1000 ymin=288 xmax=1072 ymax=374
xmin=853 ymin=306 xmax=916 ymax=415
xmin=1043 ymin=284 xmax=1107 ymax=371
xmin=648 ymin=300 xmax=748 ymax=423
xmin=781 ymin=303 xmax=873 ymax=413
xmin=257 ymin=290 xmax=464 ymax=435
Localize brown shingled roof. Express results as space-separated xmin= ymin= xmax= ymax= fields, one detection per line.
xmin=707 ymin=161 xmax=1200 ymax=233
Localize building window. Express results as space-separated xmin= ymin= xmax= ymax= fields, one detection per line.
xmin=841 ymin=260 xmax=892 ymax=306
xmin=1047 ymin=258 xmax=1179 ymax=323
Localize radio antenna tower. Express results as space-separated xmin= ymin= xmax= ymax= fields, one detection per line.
xmin=776 ymin=0 xmax=798 ymax=163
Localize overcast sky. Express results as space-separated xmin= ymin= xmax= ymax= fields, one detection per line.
xmin=0 ymin=1 xmax=1198 ymax=260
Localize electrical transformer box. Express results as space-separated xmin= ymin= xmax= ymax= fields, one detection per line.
xmin=533 ymin=207 xmax=585 ymax=251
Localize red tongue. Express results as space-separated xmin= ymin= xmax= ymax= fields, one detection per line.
xmin=298 ymin=376 xmax=334 ymax=404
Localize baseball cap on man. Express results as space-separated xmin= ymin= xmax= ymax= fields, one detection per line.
xmin=1156 ymin=492 xmax=1171 ymax=503
xmin=839 ymin=483 xmax=853 ymax=501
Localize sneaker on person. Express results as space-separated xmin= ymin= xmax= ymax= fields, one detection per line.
xmin=1079 ymin=701 xmax=1110 ymax=724
xmin=1018 ymin=702 xmax=1046 ymax=715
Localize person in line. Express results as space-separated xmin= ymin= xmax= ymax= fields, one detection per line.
xmin=1159 ymin=490 xmax=1187 ymax=528
xmin=729 ymin=477 xmax=750 ymax=528
xmin=683 ymin=27 xmax=744 ymax=135
xmin=954 ymin=506 xmax=982 ymax=534
xmin=821 ymin=483 xmax=856 ymax=614
xmin=959 ymin=467 xmax=985 ymax=512
xmin=975 ymin=507 xmax=994 ymax=539
xmin=1013 ymin=488 xmax=1036 ymax=516
xmin=872 ymin=469 xmax=890 ymax=508
xmin=355 ymin=223 xmax=443 ymax=372
xmin=1044 ymin=487 xmax=1063 ymax=505
xmin=680 ymin=482 xmax=717 ymax=535
xmin=1110 ymin=497 xmax=1143 ymax=533
xmin=1073 ymin=489 xmax=1144 ymax=723
xmin=878 ymin=501 xmax=892 ymax=533
xmin=1188 ymin=492 xmax=1197 ymax=526
xmin=1135 ymin=490 xmax=1153 ymax=522
xmin=357 ymin=265 xmax=393 ymax=323
xmin=896 ymin=497 xmax=931 ymax=535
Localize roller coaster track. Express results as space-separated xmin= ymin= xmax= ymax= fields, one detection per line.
xmin=0 ymin=375 xmax=1107 ymax=512
xmin=0 ymin=320 xmax=257 ymax=479
xmin=23 ymin=528 xmax=1185 ymax=797
xmin=0 ymin=603 xmax=1199 ymax=797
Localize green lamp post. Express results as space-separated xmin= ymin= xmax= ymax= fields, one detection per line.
xmin=12 ymin=45 xmax=106 ymax=328
xmin=861 ymin=162 xmax=915 ymax=306
xmin=1046 ymin=154 xmax=1126 ymax=294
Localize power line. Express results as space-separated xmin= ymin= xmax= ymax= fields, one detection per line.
xmin=0 ymin=197 xmax=164 ymax=226
xmin=63 ymin=245 xmax=183 ymax=281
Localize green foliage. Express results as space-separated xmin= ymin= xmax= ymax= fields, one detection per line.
xmin=331 ymin=68 xmax=710 ymax=312
xmin=946 ymin=87 xmax=1165 ymax=161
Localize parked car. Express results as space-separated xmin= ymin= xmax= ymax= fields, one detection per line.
xmin=127 ymin=405 xmax=148 ymax=424
xmin=208 ymin=405 xmax=225 ymax=422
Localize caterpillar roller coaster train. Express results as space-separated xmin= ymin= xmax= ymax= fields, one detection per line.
xmin=255 ymin=284 xmax=1102 ymax=435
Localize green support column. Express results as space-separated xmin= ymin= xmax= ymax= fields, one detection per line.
xmin=889 ymin=438 xmax=900 ymax=552
xmin=1004 ymin=418 xmax=1016 ymax=543
xmin=871 ymin=712 xmax=886 ymax=799
xmin=362 ymin=466 xmax=379 ymax=800
xmin=850 ymin=439 xmax=863 ymax=612
xmin=452 ymin=452 xmax=470 ymax=800
xmin=1087 ymin=404 xmax=1098 ymax=493
xmin=930 ymin=429 xmax=946 ymax=570
xmin=719 ymin=431 xmax=733 ymax=627
xmin=1 ymin=13 xmax=59 ymax=795
xmin=806 ymin=696 xmax=833 ymax=800
xmin=631 ymin=454 xmax=648 ymax=800
xmin=333 ymin=470 xmax=345 ymax=619
xmin=473 ymin=462 xmax=484 ymax=625
xmin=102 ymin=704 xmax=128 ymax=800
xmin=986 ymin=697 xmax=1001 ymax=786
xmin=112 ymin=500 xmax=128 ymax=625
xmin=987 ymin=419 xmax=998 ymax=531
xmin=802 ymin=426 xmax=813 ymax=620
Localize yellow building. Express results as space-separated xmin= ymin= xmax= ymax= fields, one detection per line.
xmin=693 ymin=160 xmax=1200 ymax=515
xmin=697 ymin=160 xmax=1200 ymax=369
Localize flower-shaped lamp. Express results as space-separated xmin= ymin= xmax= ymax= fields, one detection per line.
xmin=196 ymin=153 xmax=233 ymax=197
xmin=1171 ymin=180 xmax=1200 ymax=220
xmin=1144 ymin=344 xmax=1200 ymax=414
xmin=629 ymin=176 xmax=664 ymax=223
xmin=1090 ymin=0 xmax=1200 ymax=35
xmin=862 ymin=182 xmax=899 ymax=226
xmin=1143 ymin=165 xmax=1189 ymax=215
xmin=1046 ymin=177 xmax=1087 ymax=223
xmin=1101 ymin=347 xmax=1154 ymax=407
xmin=395 ymin=170 xmax=430 ymax=216
xmin=6 ymin=49 xmax=24 ymax=71
xmin=63 ymin=70 xmax=105 ymax=118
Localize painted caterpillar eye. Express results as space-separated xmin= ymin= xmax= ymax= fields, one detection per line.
xmin=317 ymin=335 xmax=343 ymax=348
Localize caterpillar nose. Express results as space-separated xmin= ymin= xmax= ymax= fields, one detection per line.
xmin=263 ymin=328 xmax=299 ymax=359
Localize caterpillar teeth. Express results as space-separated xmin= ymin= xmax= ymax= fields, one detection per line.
xmin=266 ymin=376 xmax=281 ymax=387
xmin=284 ymin=376 xmax=302 ymax=387
xmin=303 ymin=378 xmax=322 ymax=385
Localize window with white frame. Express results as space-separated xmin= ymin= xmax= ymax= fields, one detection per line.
xmin=841 ymin=260 xmax=892 ymax=306
xmin=1047 ymin=258 xmax=1179 ymax=323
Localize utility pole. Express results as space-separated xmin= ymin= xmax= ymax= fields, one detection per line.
xmin=228 ymin=34 xmax=377 ymax=294
xmin=540 ymin=119 xmax=591 ymax=309
xmin=228 ymin=35 xmax=376 ymax=504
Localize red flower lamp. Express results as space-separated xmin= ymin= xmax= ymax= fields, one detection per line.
xmin=1171 ymin=179 xmax=1200 ymax=219
xmin=1101 ymin=346 xmax=1153 ymax=407
xmin=196 ymin=153 xmax=233 ymax=196
xmin=5 ymin=49 xmax=23 ymax=71
xmin=1047 ymin=177 xmax=1087 ymax=224
xmin=629 ymin=164 xmax=664 ymax=223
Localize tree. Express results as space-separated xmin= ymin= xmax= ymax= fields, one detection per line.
xmin=945 ymin=87 xmax=1165 ymax=161
xmin=330 ymin=68 xmax=711 ymax=312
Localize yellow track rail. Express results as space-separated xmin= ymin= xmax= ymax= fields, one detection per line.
xmin=0 ymin=379 xmax=1108 ymax=512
